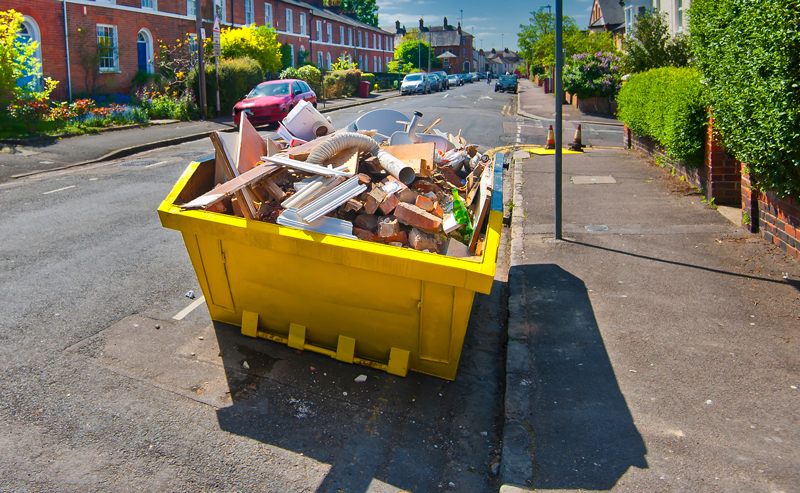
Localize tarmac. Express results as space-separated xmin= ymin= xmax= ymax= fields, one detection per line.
xmin=0 ymin=90 xmax=401 ymax=183
xmin=499 ymin=79 xmax=800 ymax=491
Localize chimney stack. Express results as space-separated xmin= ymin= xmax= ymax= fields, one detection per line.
xmin=419 ymin=19 xmax=424 ymax=30
xmin=457 ymin=22 xmax=461 ymax=35
xmin=395 ymin=20 xmax=401 ymax=31
xmin=443 ymin=17 xmax=448 ymax=28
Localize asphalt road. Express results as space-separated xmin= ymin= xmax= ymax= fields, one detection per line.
xmin=0 ymin=82 xmax=516 ymax=492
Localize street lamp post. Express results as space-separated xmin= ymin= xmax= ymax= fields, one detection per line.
xmin=555 ymin=0 xmax=563 ymax=239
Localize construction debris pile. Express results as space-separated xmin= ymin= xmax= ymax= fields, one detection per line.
xmin=181 ymin=102 xmax=497 ymax=258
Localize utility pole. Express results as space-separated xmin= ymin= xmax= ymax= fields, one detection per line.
xmin=555 ymin=0 xmax=563 ymax=239
xmin=427 ymin=28 xmax=431 ymax=73
xmin=195 ymin=0 xmax=207 ymax=119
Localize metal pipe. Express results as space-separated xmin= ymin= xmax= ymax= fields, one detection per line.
xmin=62 ymin=0 xmax=72 ymax=101
xmin=555 ymin=0 xmax=563 ymax=240
xmin=196 ymin=0 xmax=206 ymax=119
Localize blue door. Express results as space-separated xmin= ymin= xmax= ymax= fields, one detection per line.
xmin=137 ymin=42 xmax=147 ymax=72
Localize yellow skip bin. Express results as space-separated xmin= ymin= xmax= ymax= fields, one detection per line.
xmin=158 ymin=155 xmax=504 ymax=380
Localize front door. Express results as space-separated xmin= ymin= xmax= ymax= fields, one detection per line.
xmin=137 ymin=41 xmax=147 ymax=72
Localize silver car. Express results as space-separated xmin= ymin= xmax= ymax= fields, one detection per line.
xmin=400 ymin=73 xmax=431 ymax=95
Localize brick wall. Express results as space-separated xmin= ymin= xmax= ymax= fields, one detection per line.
xmin=623 ymin=121 xmax=742 ymax=206
xmin=743 ymin=173 xmax=800 ymax=259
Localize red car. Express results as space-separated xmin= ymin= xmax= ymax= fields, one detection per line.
xmin=232 ymin=79 xmax=317 ymax=126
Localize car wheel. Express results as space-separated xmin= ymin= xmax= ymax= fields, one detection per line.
xmin=313 ymin=102 xmax=318 ymax=108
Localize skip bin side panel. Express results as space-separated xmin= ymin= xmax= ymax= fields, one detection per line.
xmin=413 ymin=285 xmax=475 ymax=380
xmin=190 ymin=234 xmax=236 ymax=313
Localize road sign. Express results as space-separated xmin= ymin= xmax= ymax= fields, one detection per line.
xmin=213 ymin=16 xmax=221 ymax=58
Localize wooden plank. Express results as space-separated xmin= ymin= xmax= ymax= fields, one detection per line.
xmin=209 ymin=132 xmax=256 ymax=219
xmin=468 ymin=163 xmax=494 ymax=252
xmin=287 ymin=134 xmax=333 ymax=161
xmin=382 ymin=142 xmax=435 ymax=176
xmin=265 ymin=136 xmax=280 ymax=157
xmin=181 ymin=162 xmax=282 ymax=210
xmin=261 ymin=178 xmax=285 ymax=202
xmin=236 ymin=115 xmax=267 ymax=174
xmin=324 ymin=147 xmax=360 ymax=174
xmin=421 ymin=117 xmax=442 ymax=134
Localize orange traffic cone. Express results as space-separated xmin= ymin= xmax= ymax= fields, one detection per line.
xmin=567 ymin=124 xmax=584 ymax=151
xmin=545 ymin=125 xmax=556 ymax=149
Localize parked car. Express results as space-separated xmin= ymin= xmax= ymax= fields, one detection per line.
xmin=488 ymin=73 xmax=499 ymax=80
xmin=432 ymin=71 xmax=450 ymax=89
xmin=494 ymin=74 xmax=519 ymax=94
xmin=400 ymin=73 xmax=431 ymax=95
xmin=233 ymin=79 xmax=316 ymax=126
xmin=476 ymin=72 xmax=487 ymax=80
xmin=461 ymin=73 xmax=473 ymax=83
xmin=427 ymin=73 xmax=444 ymax=92
xmin=447 ymin=74 xmax=462 ymax=86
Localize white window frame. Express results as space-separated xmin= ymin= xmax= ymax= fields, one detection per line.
xmin=316 ymin=20 xmax=322 ymax=41
xmin=339 ymin=26 xmax=344 ymax=45
xmin=373 ymin=56 xmax=377 ymax=71
xmin=364 ymin=56 xmax=368 ymax=71
xmin=358 ymin=31 xmax=362 ymax=47
xmin=187 ymin=0 xmax=196 ymax=16
xmin=96 ymin=24 xmax=119 ymax=73
xmin=214 ymin=0 xmax=225 ymax=23
xmin=141 ymin=0 xmax=156 ymax=10
xmin=289 ymin=43 xmax=295 ymax=67
xmin=326 ymin=52 xmax=332 ymax=70
xmin=300 ymin=13 xmax=306 ymax=36
xmin=373 ymin=33 xmax=376 ymax=49
xmin=386 ymin=56 xmax=389 ymax=68
xmin=377 ymin=35 xmax=381 ymax=50
xmin=264 ymin=2 xmax=273 ymax=26
xmin=676 ymin=0 xmax=685 ymax=32
xmin=348 ymin=28 xmax=353 ymax=46
xmin=286 ymin=9 xmax=293 ymax=33
xmin=317 ymin=51 xmax=323 ymax=68
xmin=327 ymin=23 xmax=332 ymax=43
xmin=244 ymin=0 xmax=253 ymax=25
xmin=358 ymin=55 xmax=362 ymax=69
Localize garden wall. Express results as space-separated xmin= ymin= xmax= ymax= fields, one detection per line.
xmin=623 ymin=118 xmax=741 ymax=206
xmin=742 ymin=172 xmax=800 ymax=259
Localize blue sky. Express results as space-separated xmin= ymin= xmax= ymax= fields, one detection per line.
xmin=377 ymin=0 xmax=595 ymax=53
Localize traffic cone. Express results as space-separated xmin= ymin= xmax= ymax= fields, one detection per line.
xmin=545 ymin=125 xmax=556 ymax=149
xmin=567 ymin=124 xmax=584 ymax=151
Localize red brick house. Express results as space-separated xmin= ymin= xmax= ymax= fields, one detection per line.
xmin=4 ymin=0 xmax=393 ymax=99
xmin=383 ymin=17 xmax=474 ymax=74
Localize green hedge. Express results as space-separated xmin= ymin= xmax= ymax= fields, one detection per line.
xmin=360 ymin=72 xmax=376 ymax=87
xmin=332 ymin=69 xmax=361 ymax=96
xmin=690 ymin=0 xmax=800 ymax=197
xmin=187 ymin=57 xmax=263 ymax=116
xmin=616 ymin=67 xmax=707 ymax=166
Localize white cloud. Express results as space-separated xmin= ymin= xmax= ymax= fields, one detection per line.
xmin=464 ymin=17 xmax=489 ymax=22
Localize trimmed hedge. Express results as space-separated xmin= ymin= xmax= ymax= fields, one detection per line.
xmin=360 ymin=72 xmax=376 ymax=87
xmin=690 ymin=0 xmax=800 ymax=197
xmin=187 ymin=57 xmax=263 ymax=115
xmin=616 ymin=67 xmax=707 ymax=166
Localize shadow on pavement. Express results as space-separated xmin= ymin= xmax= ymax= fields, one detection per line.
xmin=213 ymin=279 xmax=508 ymax=493
xmin=514 ymin=264 xmax=648 ymax=489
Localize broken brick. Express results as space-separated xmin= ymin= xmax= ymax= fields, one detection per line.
xmin=378 ymin=193 xmax=400 ymax=215
xmin=377 ymin=217 xmax=400 ymax=237
xmin=409 ymin=228 xmax=442 ymax=252
xmin=438 ymin=166 xmax=463 ymax=189
xmin=357 ymin=173 xmax=372 ymax=185
xmin=396 ymin=187 xmax=418 ymax=204
xmin=394 ymin=203 xmax=443 ymax=232
xmin=384 ymin=230 xmax=408 ymax=245
xmin=354 ymin=214 xmax=379 ymax=233
xmin=431 ymin=201 xmax=444 ymax=219
xmin=343 ymin=198 xmax=364 ymax=212
xmin=415 ymin=195 xmax=434 ymax=212
xmin=414 ymin=180 xmax=441 ymax=194
xmin=353 ymin=227 xmax=384 ymax=242
xmin=364 ymin=194 xmax=379 ymax=214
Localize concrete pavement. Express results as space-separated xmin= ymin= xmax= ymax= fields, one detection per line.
xmin=516 ymin=77 xmax=622 ymax=126
xmin=0 ymin=91 xmax=401 ymax=183
xmin=500 ymin=145 xmax=800 ymax=491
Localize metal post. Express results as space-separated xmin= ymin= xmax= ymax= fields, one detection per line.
xmin=62 ymin=0 xmax=72 ymax=101
xmin=427 ymin=29 xmax=431 ymax=73
xmin=215 ymin=57 xmax=220 ymax=117
xmin=555 ymin=0 xmax=563 ymax=239
xmin=196 ymin=0 xmax=207 ymax=120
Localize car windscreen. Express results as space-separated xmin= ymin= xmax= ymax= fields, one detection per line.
xmin=248 ymin=82 xmax=291 ymax=98
xmin=404 ymin=74 xmax=422 ymax=81
xmin=499 ymin=76 xmax=516 ymax=82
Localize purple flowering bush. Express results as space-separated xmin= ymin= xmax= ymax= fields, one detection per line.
xmin=563 ymin=52 xmax=623 ymax=100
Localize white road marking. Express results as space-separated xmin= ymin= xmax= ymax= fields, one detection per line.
xmin=358 ymin=109 xmax=365 ymax=113
xmin=144 ymin=160 xmax=170 ymax=169
xmin=443 ymin=94 xmax=449 ymax=98
xmin=173 ymin=295 xmax=206 ymax=320
xmin=43 ymin=185 xmax=75 ymax=195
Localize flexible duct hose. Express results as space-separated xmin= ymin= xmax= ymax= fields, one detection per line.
xmin=305 ymin=132 xmax=416 ymax=184
xmin=306 ymin=132 xmax=378 ymax=165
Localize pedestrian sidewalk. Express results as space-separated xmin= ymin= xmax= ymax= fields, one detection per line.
xmin=516 ymin=78 xmax=622 ymax=126
xmin=0 ymin=90 xmax=401 ymax=183
xmin=500 ymin=147 xmax=800 ymax=491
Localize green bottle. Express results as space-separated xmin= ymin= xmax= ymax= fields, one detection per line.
xmin=451 ymin=188 xmax=473 ymax=240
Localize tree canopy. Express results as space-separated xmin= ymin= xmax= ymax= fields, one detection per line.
xmin=205 ymin=25 xmax=282 ymax=74
xmin=324 ymin=0 xmax=378 ymax=27
xmin=622 ymin=9 xmax=690 ymax=73
xmin=394 ymin=38 xmax=440 ymax=71
xmin=518 ymin=11 xmax=617 ymax=68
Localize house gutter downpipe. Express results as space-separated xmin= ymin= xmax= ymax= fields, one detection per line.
xmin=62 ymin=0 xmax=72 ymax=101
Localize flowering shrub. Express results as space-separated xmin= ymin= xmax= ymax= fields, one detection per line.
xmin=563 ymin=52 xmax=622 ymax=100
xmin=8 ymin=78 xmax=59 ymax=133
xmin=77 ymin=103 xmax=148 ymax=127
xmin=132 ymin=83 xmax=198 ymax=120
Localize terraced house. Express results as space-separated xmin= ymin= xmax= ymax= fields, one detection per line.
xmin=5 ymin=0 xmax=394 ymax=98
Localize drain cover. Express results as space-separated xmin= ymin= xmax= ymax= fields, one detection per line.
xmin=585 ymin=225 xmax=609 ymax=231
xmin=571 ymin=175 xmax=617 ymax=185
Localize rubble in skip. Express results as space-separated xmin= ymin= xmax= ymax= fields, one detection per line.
xmin=180 ymin=101 xmax=497 ymax=258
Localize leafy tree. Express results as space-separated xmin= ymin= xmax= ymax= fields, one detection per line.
xmin=205 ymin=25 xmax=282 ymax=74
xmin=324 ymin=0 xmax=378 ymax=27
xmin=394 ymin=38 xmax=440 ymax=71
xmin=622 ymin=9 xmax=690 ymax=73
xmin=518 ymin=12 xmax=617 ymax=69
xmin=401 ymin=27 xmax=422 ymax=43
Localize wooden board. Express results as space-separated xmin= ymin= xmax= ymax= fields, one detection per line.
xmin=209 ymin=132 xmax=257 ymax=219
xmin=236 ymin=115 xmax=267 ymax=174
xmin=382 ymin=142 xmax=435 ymax=176
xmin=324 ymin=147 xmax=360 ymax=174
xmin=287 ymin=134 xmax=333 ymax=161
xmin=468 ymin=163 xmax=494 ymax=253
